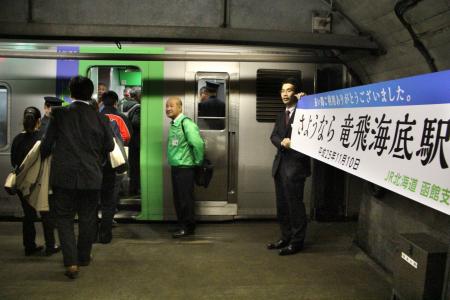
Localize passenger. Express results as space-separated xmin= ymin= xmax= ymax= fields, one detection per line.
xmin=117 ymin=87 xmax=132 ymax=112
xmin=122 ymin=87 xmax=141 ymax=196
xmin=39 ymin=96 xmax=63 ymax=138
xmin=98 ymin=91 xmax=133 ymax=243
xmin=11 ymin=106 xmax=59 ymax=256
xmin=165 ymin=96 xmax=204 ymax=238
xmin=41 ymin=76 xmax=114 ymax=279
xmin=97 ymin=82 xmax=108 ymax=111
xmin=267 ymin=77 xmax=311 ymax=256
xmin=198 ymin=81 xmax=225 ymax=129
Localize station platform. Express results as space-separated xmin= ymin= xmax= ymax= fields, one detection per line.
xmin=0 ymin=221 xmax=392 ymax=299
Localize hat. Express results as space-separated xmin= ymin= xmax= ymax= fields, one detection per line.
xmin=44 ymin=96 xmax=63 ymax=107
xmin=205 ymin=81 xmax=220 ymax=90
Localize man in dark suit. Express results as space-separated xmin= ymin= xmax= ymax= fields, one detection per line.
xmin=41 ymin=76 xmax=114 ymax=278
xmin=267 ymin=77 xmax=311 ymax=256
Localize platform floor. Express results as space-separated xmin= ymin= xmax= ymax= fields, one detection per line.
xmin=0 ymin=221 xmax=392 ymax=300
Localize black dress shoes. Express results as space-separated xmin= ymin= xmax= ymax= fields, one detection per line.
xmin=99 ymin=232 xmax=112 ymax=244
xmin=172 ymin=229 xmax=194 ymax=238
xmin=44 ymin=245 xmax=61 ymax=256
xmin=64 ymin=265 xmax=79 ymax=279
xmin=25 ymin=245 xmax=44 ymax=256
xmin=167 ymin=225 xmax=181 ymax=233
xmin=278 ymin=243 xmax=304 ymax=256
xmin=267 ymin=239 xmax=289 ymax=250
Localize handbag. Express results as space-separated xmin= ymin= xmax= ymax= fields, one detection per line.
xmin=195 ymin=158 xmax=214 ymax=188
xmin=109 ymin=137 xmax=128 ymax=174
xmin=4 ymin=171 xmax=17 ymax=195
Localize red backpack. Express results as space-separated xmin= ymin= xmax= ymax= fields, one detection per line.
xmin=105 ymin=114 xmax=131 ymax=145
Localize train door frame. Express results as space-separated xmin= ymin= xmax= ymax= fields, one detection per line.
xmin=184 ymin=62 xmax=239 ymax=219
xmin=79 ymin=47 xmax=165 ymax=221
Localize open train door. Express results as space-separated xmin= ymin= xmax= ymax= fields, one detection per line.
xmin=185 ymin=62 xmax=239 ymax=220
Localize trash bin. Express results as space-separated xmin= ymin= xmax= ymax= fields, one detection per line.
xmin=392 ymin=233 xmax=448 ymax=300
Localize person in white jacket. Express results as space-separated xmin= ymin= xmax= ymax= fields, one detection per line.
xmin=10 ymin=106 xmax=59 ymax=256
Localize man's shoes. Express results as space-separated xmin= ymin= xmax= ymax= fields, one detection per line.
xmin=99 ymin=232 xmax=112 ymax=244
xmin=168 ymin=225 xmax=181 ymax=233
xmin=25 ymin=245 xmax=44 ymax=256
xmin=278 ymin=244 xmax=304 ymax=256
xmin=78 ymin=260 xmax=90 ymax=267
xmin=267 ymin=239 xmax=289 ymax=250
xmin=64 ymin=265 xmax=79 ymax=279
xmin=172 ymin=229 xmax=194 ymax=238
xmin=78 ymin=254 xmax=93 ymax=266
xmin=44 ymin=245 xmax=61 ymax=256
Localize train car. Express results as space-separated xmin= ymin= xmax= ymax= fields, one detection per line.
xmin=0 ymin=42 xmax=355 ymax=221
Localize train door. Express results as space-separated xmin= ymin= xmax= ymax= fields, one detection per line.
xmin=185 ymin=63 xmax=238 ymax=218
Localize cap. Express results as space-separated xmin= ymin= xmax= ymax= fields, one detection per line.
xmin=205 ymin=81 xmax=220 ymax=90
xmin=44 ymin=96 xmax=63 ymax=107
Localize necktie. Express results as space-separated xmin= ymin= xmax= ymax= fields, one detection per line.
xmin=285 ymin=110 xmax=290 ymax=126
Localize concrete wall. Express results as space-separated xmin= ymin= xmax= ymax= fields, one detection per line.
xmin=337 ymin=0 xmax=450 ymax=82
xmin=357 ymin=186 xmax=449 ymax=271
xmin=0 ymin=0 xmax=352 ymax=33
xmin=337 ymin=3 xmax=450 ymax=295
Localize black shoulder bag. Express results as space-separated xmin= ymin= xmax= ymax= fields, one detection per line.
xmin=181 ymin=118 xmax=214 ymax=188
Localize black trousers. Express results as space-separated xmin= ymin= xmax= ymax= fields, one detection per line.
xmin=171 ymin=167 xmax=196 ymax=231
xmin=274 ymin=160 xmax=307 ymax=246
xmin=51 ymin=188 xmax=99 ymax=266
xmin=128 ymin=144 xmax=140 ymax=195
xmin=18 ymin=192 xmax=56 ymax=250
xmin=99 ymin=167 xmax=124 ymax=241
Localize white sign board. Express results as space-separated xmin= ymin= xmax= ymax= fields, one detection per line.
xmin=291 ymin=70 xmax=450 ymax=215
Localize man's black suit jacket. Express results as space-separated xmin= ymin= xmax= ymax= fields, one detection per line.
xmin=198 ymin=96 xmax=225 ymax=117
xmin=270 ymin=109 xmax=311 ymax=178
xmin=41 ymin=101 xmax=114 ymax=190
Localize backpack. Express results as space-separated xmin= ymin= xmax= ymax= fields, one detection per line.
xmin=105 ymin=113 xmax=131 ymax=145
xmin=123 ymin=103 xmax=140 ymax=120
xmin=181 ymin=118 xmax=213 ymax=188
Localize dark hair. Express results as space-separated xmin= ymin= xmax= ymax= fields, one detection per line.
xmin=23 ymin=106 xmax=41 ymax=133
xmin=130 ymin=88 xmax=142 ymax=102
xmin=281 ymin=77 xmax=300 ymax=93
xmin=69 ymin=76 xmax=94 ymax=101
xmin=102 ymin=91 xmax=119 ymax=106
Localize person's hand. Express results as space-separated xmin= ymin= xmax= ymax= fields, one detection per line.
xmin=295 ymin=92 xmax=306 ymax=99
xmin=281 ymin=138 xmax=291 ymax=149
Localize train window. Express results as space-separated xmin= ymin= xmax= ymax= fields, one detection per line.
xmin=196 ymin=78 xmax=226 ymax=130
xmin=0 ymin=86 xmax=7 ymax=148
xmin=256 ymin=69 xmax=302 ymax=123
xmin=87 ymin=66 xmax=142 ymax=104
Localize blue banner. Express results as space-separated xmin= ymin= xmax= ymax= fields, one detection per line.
xmin=297 ymin=70 xmax=450 ymax=109
xmin=56 ymin=46 xmax=80 ymax=104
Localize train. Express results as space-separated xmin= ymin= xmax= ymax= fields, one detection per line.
xmin=0 ymin=41 xmax=359 ymax=221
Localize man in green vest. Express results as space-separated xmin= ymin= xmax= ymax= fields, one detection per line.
xmin=166 ymin=96 xmax=204 ymax=238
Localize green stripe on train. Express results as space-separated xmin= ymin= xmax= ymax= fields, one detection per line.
xmin=79 ymin=46 xmax=164 ymax=220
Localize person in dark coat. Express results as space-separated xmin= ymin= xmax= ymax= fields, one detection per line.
xmin=38 ymin=96 xmax=63 ymax=138
xmin=41 ymin=76 xmax=114 ymax=279
xmin=198 ymin=81 xmax=225 ymax=129
xmin=11 ymin=106 xmax=59 ymax=256
xmin=98 ymin=91 xmax=132 ymax=243
xmin=121 ymin=88 xmax=141 ymax=196
xmin=267 ymin=77 xmax=311 ymax=256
